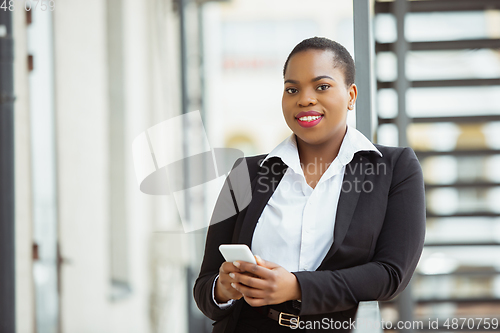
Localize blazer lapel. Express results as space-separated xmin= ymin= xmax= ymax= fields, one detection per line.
xmin=318 ymin=154 xmax=366 ymax=269
xmin=238 ymin=157 xmax=288 ymax=247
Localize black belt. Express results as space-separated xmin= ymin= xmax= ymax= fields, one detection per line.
xmin=253 ymin=306 xmax=300 ymax=328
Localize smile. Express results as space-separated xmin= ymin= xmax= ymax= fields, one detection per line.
xmin=295 ymin=113 xmax=323 ymax=128
xmin=298 ymin=115 xmax=321 ymax=122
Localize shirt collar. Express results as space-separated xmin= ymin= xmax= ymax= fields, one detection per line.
xmin=259 ymin=125 xmax=382 ymax=173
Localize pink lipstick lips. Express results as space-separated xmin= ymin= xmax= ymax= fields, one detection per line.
xmin=295 ymin=111 xmax=324 ymax=128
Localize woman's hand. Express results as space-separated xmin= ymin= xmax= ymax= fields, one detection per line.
xmin=214 ymin=261 xmax=244 ymax=303
xmin=230 ymin=256 xmax=302 ymax=307
xmin=214 ymin=257 xmax=267 ymax=303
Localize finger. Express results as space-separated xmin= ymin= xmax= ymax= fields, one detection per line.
xmin=226 ymin=289 xmax=243 ymax=299
xmin=240 ymin=271 xmax=259 ymax=278
xmin=224 ymin=261 xmax=244 ymax=272
xmin=230 ymin=272 xmax=267 ymax=290
xmin=255 ymin=255 xmax=265 ymax=266
xmin=233 ymin=261 xmax=274 ymax=279
xmin=219 ymin=272 xmax=241 ymax=287
xmin=220 ymin=261 xmax=242 ymax=274
xmin=216 ymin=276 xmax=243 ymax=301
xmin=220 ymin=281 xmax=242 ymax=296
xmin=231 ymin=282 xmax=266 ymax=299
xmin=243 ymin=295 xmax=267 ymax=307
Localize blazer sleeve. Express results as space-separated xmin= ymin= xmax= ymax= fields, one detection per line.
xmin=193 ymin=156 xmax=253 ymax=321
xmin=293 ymin=147 xmax=426 ymax=316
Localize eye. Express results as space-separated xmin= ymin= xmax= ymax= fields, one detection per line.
xmin=285 ymin=87 xmax=298 ymax=94
xmin=317 ymin=84 xmax=330 ymax=91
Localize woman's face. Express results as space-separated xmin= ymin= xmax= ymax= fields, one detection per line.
xmin=282 ymin=49 xmax=357 ymax=147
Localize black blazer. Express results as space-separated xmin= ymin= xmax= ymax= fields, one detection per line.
xmin=194 ymin=145 xmax=426 ymax=333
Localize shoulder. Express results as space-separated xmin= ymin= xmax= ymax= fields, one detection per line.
xmin=357 ymin=144 xmax=422 ymax=181
xmin=242 ymin=153 xmax=268 ymax=165
xmin=371 ymin=145 xmax=423 ymax=188
xmin=374 ymin=144 xmax=417 ymax=161
xmin=234 ymin=153 xmax=288 ymax=181
xmin=229 ymin=153 xmax=267 ymax=170
xmin=228 ymin=154 xmax=269 ymax=182
xmin=371 ymin=144 xmax=420 ymax=168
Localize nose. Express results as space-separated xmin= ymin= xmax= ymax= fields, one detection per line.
xmin=297 ymin=91 xmax=317 ymax=107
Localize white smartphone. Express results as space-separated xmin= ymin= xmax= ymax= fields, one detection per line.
xmin=219 ymin=244 xmax=257 ymax=264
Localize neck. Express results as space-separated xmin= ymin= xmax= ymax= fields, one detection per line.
xmin=296 ymin=125 xmax=348 ymax=174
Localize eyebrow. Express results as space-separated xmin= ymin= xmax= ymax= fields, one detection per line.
xmin=284 ymin=75 xmax=335 ymax=85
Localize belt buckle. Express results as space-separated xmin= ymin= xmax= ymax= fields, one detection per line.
xmin=278 ymin=312 xmax=299 ymax=327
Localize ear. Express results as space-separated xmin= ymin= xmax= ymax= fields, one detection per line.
xmin=347 ymin=83 xmax=358 ymax=110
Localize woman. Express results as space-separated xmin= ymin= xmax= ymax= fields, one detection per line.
xmin=194 ymin=37 xmax=426 ymax=333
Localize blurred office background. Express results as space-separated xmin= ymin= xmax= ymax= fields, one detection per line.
xmin=1 ymin=0 xmax=499 ymax=332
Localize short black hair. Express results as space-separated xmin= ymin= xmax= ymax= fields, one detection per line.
xmin=283 ymin=37 xmax=355 ymax=87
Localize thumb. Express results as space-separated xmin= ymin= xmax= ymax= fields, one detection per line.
xmin=255 ymin=255 xmax=279 ymax=269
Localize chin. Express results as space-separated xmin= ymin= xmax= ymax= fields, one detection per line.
xmin=294 ymin=131 xmax=328 ymax=146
